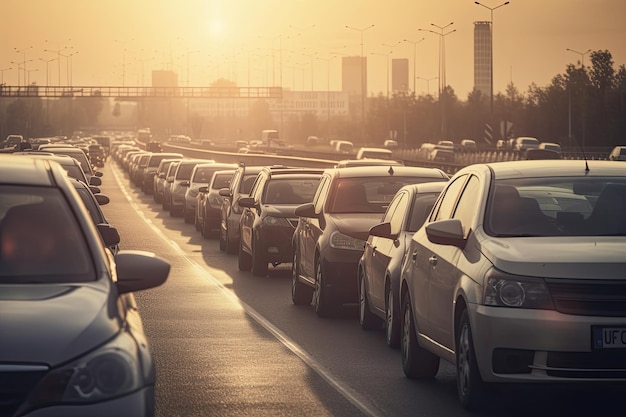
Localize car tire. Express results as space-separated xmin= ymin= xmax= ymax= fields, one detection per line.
xmin=225 ymin=226 xmax=237 ymax=254
xmin=194 ymin=210 xmax=202 ymax=231
xmin=238 ymin=240 xmax=252 ymax=271
xmin=358 ymin=268 xmax=382 ymax=330
xmin=313 ymin=257 xmax=333 ymax=317
xmin=456 ymin=309 xmax=489 ymax=411
xmin=219 ymin=221 xmax=227 ymax=251
xmin=291 ymin=249 xmax=312 ymax=305
xmin=401 ymin=293 xmax=440 ymax=379
xmin=201 ymin=216 xmax=211 ymax=239
xmin=385 ymin=285 xmax=401 ymax=348
xmin=251 ymin=236 xmax=268 ymax=276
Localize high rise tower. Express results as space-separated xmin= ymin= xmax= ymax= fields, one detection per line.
xmin=474 ymin=21 xmax=491 ymax=97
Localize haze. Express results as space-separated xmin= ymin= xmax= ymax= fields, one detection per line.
xmin=2 ymin=0 xmax=625 ymax=98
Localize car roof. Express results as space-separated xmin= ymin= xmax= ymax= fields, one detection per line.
xmin=0 ymin=154 xmax=61 ymax=186
xmin=462 ymin=160 xmax=626 ymax=180
xmin=326 ymin=165 xmax=448 ymax=179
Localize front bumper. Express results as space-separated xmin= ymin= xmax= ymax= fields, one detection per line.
xmin=470 ymin=304 xmax=626 ymax=383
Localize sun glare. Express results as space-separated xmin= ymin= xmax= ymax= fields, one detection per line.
xmin=209 ymin=20 xmax=224 ymax=37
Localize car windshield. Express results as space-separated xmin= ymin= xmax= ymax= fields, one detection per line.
xmin=486 ymin=178 xmax=626 ymax=237
xmin=263 ymin=178 xmax=320 ymax=205
xmin=329 ymin=177 xmax=442 ymax=214
xmin=0 ymin=186 xmax=94 ymax=283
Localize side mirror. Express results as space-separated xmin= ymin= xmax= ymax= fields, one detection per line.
xmin=425 ymin=219 xmax=466 ymax=249
xmin=94 ymin=194 xmax=110 ymax=206
xmin=115 ymin=250 xmax=170 ymax=294
xmin=238 ymin=197 xmax=256 ymax=208
xmin=95 ymin=171 xmax=104 ymax=177
xmin=295 ymin=203 xmax=316 ymax=218
xmin=180 ymin=180 xmax=190 ymax=187
xmin=89 ymin=185 xmax=101 ymax=194
xmin=89 ymin=176 xmax=102 ymax=186
xmin=369 ymin=222 xmax=398 ymax=240
xmin=198 ymin=186 xmax=209 ymax=194
xmin=97 ymin=223 xmax=121 ymax=247
xmin=219 ymin=188 xmax=231 ymax=197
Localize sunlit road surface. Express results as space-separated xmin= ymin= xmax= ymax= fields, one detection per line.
xmin=99 ymin=161 xmax=624 ymax=417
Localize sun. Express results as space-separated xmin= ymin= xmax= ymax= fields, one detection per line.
xmin=209 ymin=20 xmax=224 ymax=37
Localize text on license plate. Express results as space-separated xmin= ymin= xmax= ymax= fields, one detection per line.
xmin=592 ymin=327 xmax=626 ymax=349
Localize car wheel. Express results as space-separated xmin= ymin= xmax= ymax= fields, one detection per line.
xmin=238 ymin=239 xmax=252 ymax=271
xmin=401 ymin=292 xmax=440 ymax=378
xmin=358 ymin=268 xmax=382 ymax=330
xmin=219 ymin=224 xmax=227 ymax=251
xmin=251 ymin=236 xmax=268 ymax=276
xmin=291 ymin=248 xmax=312 ymax=305
xmin=456 ymin=309 xmax=489 ymax=411
xmin=225 ymin=225 xmax=237 ymax=254
xmin=385 ymin=285 xmax=401 ymax=348
xmin=313 ymin=258 xmax=333 ymax=317
xmin=201 ymin=216 xmax=210 ymax=239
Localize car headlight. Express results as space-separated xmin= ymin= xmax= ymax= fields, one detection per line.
xmin=329 ymin=231 xmax=366 ymax=251
xmin=263 ymin=216 xmax=291 ymax=227
xmin=23 ymin=331 xmax=144 ymax=410
xmin=484 ymin=269 xmax=554 ymax=309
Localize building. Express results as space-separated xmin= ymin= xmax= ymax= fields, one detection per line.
xmin=391 ymin=58 xmax=409 ymax=93
xmin=341 ymin=56 xmax=367 ymax=96
xmin=474 ymin=21 xmax=492 ymax=97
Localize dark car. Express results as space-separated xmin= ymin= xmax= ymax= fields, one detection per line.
xmin=0 ymin=155 xmax=170 ymax=416
xmin=291 ymin=165 xmax=449 ymax=316
xmin=142 ymin=152 xmax=184 ymax=194
xmin=153 ymin=158 xmax=183 ymax=203
xmin=183 ymin=162 xmax=237 ymax=224
xmin=237 ymin=167 xmax=323 ymax=276
xmin=197 ymin=169 xmax=236 ymax=237
xmin=218 ymin=164 xmax=267 ymax=253
xmin=358 ymin=181 xmax=447 ymax=347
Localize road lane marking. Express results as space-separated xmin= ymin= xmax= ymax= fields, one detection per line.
xmin=111 ymin=164 xmax=384 ymax=417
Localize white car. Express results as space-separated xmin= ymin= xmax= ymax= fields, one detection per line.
xmin=400 ymin=159 xmax=626 ymax=410
xmin=609 ymin=145 xmax=626 ymax=161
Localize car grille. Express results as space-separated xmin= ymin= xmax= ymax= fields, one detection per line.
xmin=546 ymin=350 xmax=626 ymax=378
xmin=545 ymin=279 xmax=626 ymax=317
xmin=0 ymin=368 xmax=47 ymax=417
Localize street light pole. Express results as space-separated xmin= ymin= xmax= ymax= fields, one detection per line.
xmin=474 ymin=1 xmax=510 ymax=115
xmin=403 ymin=37 xmax=425 ymax=94
xmin=416 ymin=76 xmax=438 ymax=97
xmin=346 ymin=24 xmax=375 ymax=140
xmin=566 ymin=48 xmax=591 ymax=68
xmin=566 ymin=48 xmax=591 ymax=148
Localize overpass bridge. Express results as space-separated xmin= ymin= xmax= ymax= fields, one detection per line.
xmin=0 ymin=85 xmax=283 ymax=99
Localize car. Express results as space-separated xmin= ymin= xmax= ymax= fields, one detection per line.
xmin=40 ymin=146 xmax=99 ymax=183
xmin=398 ymin=159 xmax=626 ymax=410
xmin=130 ymin=152 xmax=152 ymax=187
xmin=198 ymin=169 xmax=236 ymax=238
xmin=429 ymin=148 xmax=455 ymax=163
xmin=161 ymin=160 xmax=180 ymax=211
xmin=183 ymin=162 xmax=237 ymax=224
xmin=0 ymin=155 xmax=170 ymax=416
xmin=538 ymin=142 xmax=562 ymax=153
xmin=358 ymin=181 xmax=447 ymax=347
xmin=218 ymin=164 xmax=267 ymax=254
xmin=513 ymin=136 xmax=540 ymax=151
xmin=153 ymin=158 xmax=183 ymax=203
xmin=166 ymin=159 xmax=213 ymax=217
xmin=524 ymin=148 xmax=562 ymax=160
xmin=355 ymin=147 xmax=393 ymax=160
xmin=238 ymin=167 xmax=323 ymax=276
xmin=608 ymin=145 xmax=626 ymax=161
xmin=290 ymin=165 xmax=449 ymax=316
xmin=12 ymin=152 xmax=93 ymax=187
xmin=142 ymin=152 xmax=184 ymax=194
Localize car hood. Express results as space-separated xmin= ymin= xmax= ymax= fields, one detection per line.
xmin=0 ymin=282 xmax=121 ymax=366
xmin=328 ymin=213 xmax=383 ymax=241
xmin=479 ymin=234 xmax=626 ymax=279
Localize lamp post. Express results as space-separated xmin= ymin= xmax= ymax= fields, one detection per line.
xmin=39 ymin=57 xmax=58 ymax=86
xmin=416 ymin=76 xmax=438 ymax=97
xmin=26 ymin=68 xmax=39 ymax=85
xmin=403 ymin=37 xmax=425 ymax=94
xmin=419 ymin=23 xmax=455 ymax=138
xmin=346 ymin=24 xmax=375 ymax=139
xmin=13 ymin=46 xmax=34 ymax=87
xmin=302 ymin=51 xmax=317 ymax=91
xmin=0 ymin=67 xmax=12 ymax=84
xmin=59 ymin=51 xmax=78 ymax=86
xmin=474 ymin=1 xmax=510 ymax=115
xmin=566 ymin=48 xmax=591 ymax=148
xmin=371 ymin=50 xmax=392 ymax=133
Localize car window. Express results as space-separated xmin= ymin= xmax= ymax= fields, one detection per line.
xmin=452 ymin=175 xmax=481 ymax=236
xmin=212 ymin=173 xmax=233 ymax=189
xmin=407 ymin=193 xmax=440 ymax=232
xmin=248 ymin=173 xmax=265 ymax=200
xmin=313 ymin=175 xmax=330 ymax=214
xmin=432 ymin=174 xmax=467 ymax=221
xmin=240 ymin=174 xmax=258 ymax=194
xmin=381 ymin=191 xmax=403 ymax=224
xmin=193 ymin=166 xmax=218 ymax=183
xmin=176 ymin=163 xmax=197 ymax=180
xmin=0 ymin=186 xmax=94 ymax=282
xmin=389 ymin=192 xmax=409 ymax=235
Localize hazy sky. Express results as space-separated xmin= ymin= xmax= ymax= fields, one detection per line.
xmin=2 ymin=0 xmax=625 ymax=98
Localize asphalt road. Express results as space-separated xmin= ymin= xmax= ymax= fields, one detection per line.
xmin=99 ymin=161 xmax=624 ymax=417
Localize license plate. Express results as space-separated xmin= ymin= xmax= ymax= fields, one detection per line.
xmin=592 ymin=326 xmax=626 ymax=349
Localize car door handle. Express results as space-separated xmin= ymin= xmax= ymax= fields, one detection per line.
xmin=429 ymin=255 xmax=438 ymax=266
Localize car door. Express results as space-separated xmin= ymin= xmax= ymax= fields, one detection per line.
xmin=427 ymin=175 xmax=481 ymax=349
xmin=409 ymin=175 xmax=467 ymax=337
xmin=367 ymin=190 xmax=407 ymax=311
xmin=300 ymin=175 xmax=330 ymax=280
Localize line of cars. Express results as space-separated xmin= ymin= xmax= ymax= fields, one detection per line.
xmin=1 ymin=139 xmax=170 ymax=416
xmin=117 ymin=147 xmax=626 ymax=411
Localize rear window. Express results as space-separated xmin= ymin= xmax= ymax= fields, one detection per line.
xmin=263 ymin=177 xmax=321 ymax=205
xmin=212 ymin=173 xmax=233 ymax=190
xmin=0 ymin=186 xmax=94 ymax=283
